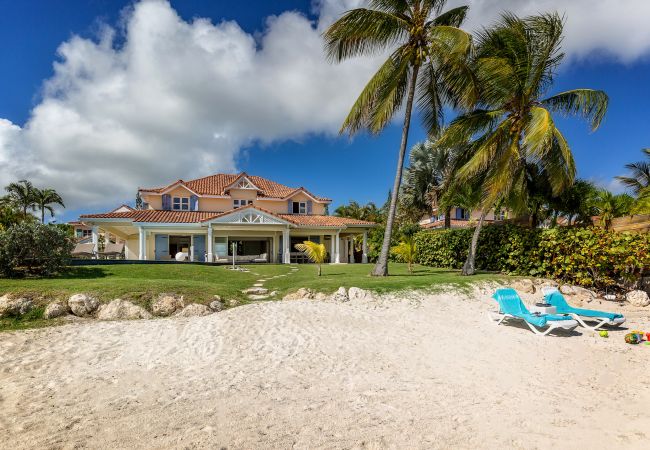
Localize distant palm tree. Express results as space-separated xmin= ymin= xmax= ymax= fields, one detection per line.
xmin=295 ymin=241 xmax=328 ymax=276
xmin=441 ymin=13 xmax=608 ymax=275
xmin=391 ymin=237 xmax=417 ymax=274
xmin=593 ymin=189 xmax=634 ymax=230
xmin=616 ymin=148 xmax=650 ymax=195
xmin=33 ymin=188 xmax=65 ymax=224
xmin=324 ymin=0 xmax=475 ymax=277
xmin=5 ymin=180 xmax=37 ymax=217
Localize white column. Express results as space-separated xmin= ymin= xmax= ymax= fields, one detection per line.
xmin=207 ymin=226 xmax=213 ymax=262
xmin=91 ymin=225 xmax=99 ymax=258
xmin=349 ymin=237 xmax=355 ymax=264
xmin=138 ymin=227 xmax=145 ymax=260
xmin=362 ymin=230 xmax=368 ymax=263
xmin=272 ymin=234 xmax=278 ymax=263
xmin=283 ymin=228 xmax=290 ymax=264
xmin=334 ymin=230 xmax=341 ymax=263
xmin=190 ymin=235 xmax=194 ymax=262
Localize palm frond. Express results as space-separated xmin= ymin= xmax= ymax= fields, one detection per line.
xmin=542 ymin=89 xmax=609 ymax=131
xmin=430 ymin=5 xmax=469 ymax=27
xmin=294 ymin=241 xmax=327 ymax=264
xmin=523 ymin=106 xmax=555 ymax=162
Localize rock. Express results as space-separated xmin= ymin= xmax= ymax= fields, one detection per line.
xmin=209 ymin=300 xmax=224 ymax=312
xmin=97 ymin=299 xmax=152 ymax=320
xmin=314 ymin=292 xmax=328 ymax=301
xmin=332 ymin=287 xmax=349 ymax=302
xmin=283 ymin=288 xmax=315 ymax=300
xmin=213 ymin=295 xmax=222 ymax=301
xmin=152 ymin=294 xmax=184 ymax=317
xmin=68 ymin=294 xmax=100 ymax=317
xmin=348 ymin=287 xmax=373 ymax=300
xmin=0 ymin=294 xmax=34 ymax=318
xmin=226 ymin=298 xmax=239 ymax=307
xmin=571 ymin=287 xmax=598 ymax=304
xmin=559 ymin=285 xmax=577 ymax=295
xmin=626 ymin=290 xmax=650 ymax=307
xmin=43 ymin=301 xmax=69 ymax=319
xmin=242 ymin=287 xmax=268 ymax=295
xmin=175 ymin=303 xmax=212 ymax=317
xmin=513 ymin=279 xmax=535 ymax=294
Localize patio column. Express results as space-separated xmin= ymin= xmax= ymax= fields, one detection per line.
xmin=334 ymin=230 xmax=340 ymax=263
xmin=207 ymin=225 xmax=213 ymax=262
xmin=91 ymin=225 xmax=99 ymax=258
xmin=138 ymin=227 xmax=146 ymax=260
xmin=349 ymin=237 xmax=355 ymax=264
xmin=190 ymin=235 xmax=194 ymax=262
xmin=283 ymin=228 xmax=290 ymax=264
xmin=362 ymin=230 xmax=368 ymax=263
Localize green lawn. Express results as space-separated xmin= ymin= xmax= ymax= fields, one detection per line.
xmin=0 ymin=263 xmax=508 ymax=331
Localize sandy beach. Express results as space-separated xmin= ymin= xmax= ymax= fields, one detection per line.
xmin=1 ymin=288 xmax=649 ymax=449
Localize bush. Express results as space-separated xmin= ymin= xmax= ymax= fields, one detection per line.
xmin=415 ymin=225 xmax=650 ymax=290
xmin=0 ymin=222 xmax=74 ymax=277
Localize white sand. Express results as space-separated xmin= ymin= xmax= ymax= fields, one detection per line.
xmin=1 ymin=289 xmax=649 ymax=449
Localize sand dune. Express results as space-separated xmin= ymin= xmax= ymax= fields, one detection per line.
xmin=1 ymin=289 xmax=649 ymax=449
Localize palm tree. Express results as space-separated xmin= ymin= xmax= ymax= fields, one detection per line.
xmin=592 ymin=189 xmax=634 ymax=230
xmin=549 ymin=179 xmax=599 ymax=226
xmin=616 ymin=148 xmax=650 ymax=195
xmin=324 ymin=0 xmax=475 ymax=276
xmin=391 ymin=237 xmax=417 ymax=274
xmin=295 ymin=241 xmax=328 ymax=276
xmin=5 ymin=180 xmax=37 ymax=217
xmin=33 ymin=188 xmax=65 ymax=224
xmin=441 ymin=13 xmax=608 ymax=275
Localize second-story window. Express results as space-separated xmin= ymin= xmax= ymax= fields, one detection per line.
xmin=233 ymin=199 xmax=253 ymax=209
xmin=292 ymin=201 xmax=307 ymax=214
xmin=173 ymin=197 xmax=189 ymax=211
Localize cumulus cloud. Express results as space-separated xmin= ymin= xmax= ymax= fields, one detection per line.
xmin=1 ymin=0 xmax=649 ymax=215
xmin=0 ymin=0 xmax=379 ymax=211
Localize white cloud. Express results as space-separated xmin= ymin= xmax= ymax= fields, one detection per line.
xmin=0 ymin=0 xmax=380 ymax=212
xmin=449 ymin=0 xmax=650 ymax=62
xmin=1 ymin=0 xmax=650 ymax=214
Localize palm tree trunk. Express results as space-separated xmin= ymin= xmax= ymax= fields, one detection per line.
xmin=462 ymin=209 xmax=486 ymax=276
xmin=318 ymin=264 xmax=321 ymax=276
xmin=444 ymin=207 xmax=451 ymax=228
xmin=371 ymin=66 xmax=419 ymax=277
xmin=41 ymin=205 xmax=45 ymax=224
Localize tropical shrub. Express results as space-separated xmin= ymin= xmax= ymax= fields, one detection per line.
xmin=415 ymin=225 xmax=649 ymax=290
xmin=0 ymin=222 xmax=74 ymax=277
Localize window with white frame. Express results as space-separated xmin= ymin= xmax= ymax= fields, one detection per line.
xmin=173 ymin=197 xmax=190 ymax=211
xmin=292 ymin=201 xmax=307 ymax=214
xmin=233 ymin=199 xmax=253 ymax=209
xmin=496 ymin=210 xmax=506 ymax=221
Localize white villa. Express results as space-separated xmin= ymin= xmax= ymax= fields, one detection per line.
xmin=79 ymin=173 xmax=376 ymax=264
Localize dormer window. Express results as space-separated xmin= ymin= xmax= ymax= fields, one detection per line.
xmin=173 ymin=197 xmax=190 ymax=211
xmin=233 ymin=199 xmax=253 ymax=209
xmin=292 ymin=201 xmax=307 ymax=214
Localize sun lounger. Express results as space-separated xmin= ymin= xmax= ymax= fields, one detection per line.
xmin=489 ymin=288 xmax=578 ymax=336
xmin=71 ymin=242 xmax=96 ymax=258
xmin=544 ymin=291 xmax=625 ymax=331
xmin=98 ymin=242 xmax=124 ymax=259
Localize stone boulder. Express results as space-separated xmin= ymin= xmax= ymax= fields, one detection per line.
xmin=626 ymin=290 xmax=650 ymax=307
xmin=332 ymin=287 xmax=349 ymax=302
xmin=43 ymin=301 xmax=69 ymax=319
xmin=0 ymin=294 xmax=34 ymax=318
xmin=283 ymin=288 xmax=315 ymax=300
xmin=175 ymin=303 xmax=212 ymax=317
xmin=97 ymin=299 xmax=152 ymax=321
xmin=68 ymin=294 xmax=100 ymax=317
xmin=152 ymin=294 xmax=185 ymax=317
xmin=209 ymin=300 xmax=224 ymax=312
xmin=559 ymin=285 xmax=577 ymax=295
xmin=571 ymin=287 xmax=598 ymax=304
xmin=513 ymin=279 xmax=535 ymax=294
xmin=242 ymin=287 xmax=268 ymax=295
xmin=348 ymin=287 xmax=373 ymax=300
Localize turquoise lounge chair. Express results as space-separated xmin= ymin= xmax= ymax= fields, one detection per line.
xmin=489 ymin=288 xmax=578 ymax=336
xmin=544 ymin=290 xmax=625 ymax=331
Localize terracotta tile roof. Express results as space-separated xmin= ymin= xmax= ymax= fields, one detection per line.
xmin=79 ymin=210 xmax=218 ymax=223
xmin=139 ymin=172 xmax=331 ymax=202
xmin=421 ymin=218 xmax=497 ymax=229
xmin=278 ymin=214 xmax=376 ymax=227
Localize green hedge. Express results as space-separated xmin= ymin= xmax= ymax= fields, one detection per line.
xmin=414 ymin=225 xmax=650 ymax=289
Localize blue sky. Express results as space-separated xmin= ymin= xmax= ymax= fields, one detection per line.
xmin=0 ymin=0 xmax=648 ymax=222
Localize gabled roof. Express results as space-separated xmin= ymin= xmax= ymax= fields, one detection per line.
xmin=110 ymin=204 xmax=134 ymax=213
xmin=139 ymin=172 xmax=331 ymax=202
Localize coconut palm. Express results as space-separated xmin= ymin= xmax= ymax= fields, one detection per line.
xmin=592 ymin=189 xmax=634 ymax=230
xmin=324 ymin=0 xmax=475 ymax=276
xmin=5 ymin=180 xmax=37 ymax=217
xmin=616 ymin=148 xmax=650 ymax=195
xmin=391 ymin=237 xmax=417 ymax=274
xmin=441 ymin=13 xmax=608 ymax=275
xmin=295 ymin=241 xmax=328 ymax=276
xmin=33 ymin=188 xmax=65 ymax=224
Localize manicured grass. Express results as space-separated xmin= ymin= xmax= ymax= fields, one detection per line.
xmin=0 ymin=263 xmax=508 ymax=331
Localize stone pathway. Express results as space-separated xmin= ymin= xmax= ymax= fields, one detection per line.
xmin=241 ymin=266 xmax=299 ymax=300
